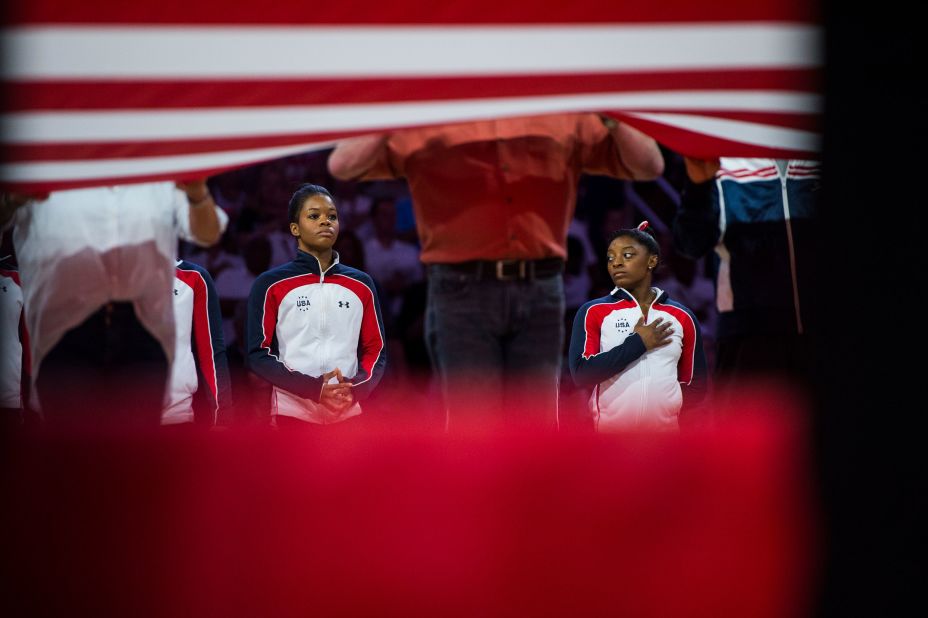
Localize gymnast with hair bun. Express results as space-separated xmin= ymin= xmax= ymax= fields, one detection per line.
xmin=568 ymin=222 xmax=709 ymax=431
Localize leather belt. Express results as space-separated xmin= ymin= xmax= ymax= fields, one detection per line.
xmin=439 ymin=258 xmax=564 ymax=281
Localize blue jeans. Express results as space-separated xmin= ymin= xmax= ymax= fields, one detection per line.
xmin=425 ymin=265 xmax=564 ymax=429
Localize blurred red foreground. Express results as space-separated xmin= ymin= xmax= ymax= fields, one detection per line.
xmin=2 ymin=392 xmax=815 ymax=617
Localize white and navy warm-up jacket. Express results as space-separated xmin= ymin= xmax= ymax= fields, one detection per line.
xmin=163 ymin=260 xmax=232 ymax=425
xmin=673 ymin=158 xmax=819 ymax=338
xmin=245 ymin=250 xmax=386 ymax=424
xmin=569 ymin=287 xmax=708 ymax=431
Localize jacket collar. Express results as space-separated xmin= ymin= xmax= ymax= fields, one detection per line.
xmin=610 ymin=286 xmax=668 ymax=304
xmin=295 ymin=249 xmax=340 ymax=274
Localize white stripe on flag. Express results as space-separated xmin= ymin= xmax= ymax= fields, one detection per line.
xmin=1 ymin=24 xmax=822 ymax=79
xmin=1 ymin=91 xmax=821 ymax=143
xmin=625 ymin=111 xmax=821 ymax=151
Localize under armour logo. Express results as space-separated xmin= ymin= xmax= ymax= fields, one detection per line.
xmin=1 ymin=285 xmax=6 ymax=293
xmin=173 ymin=288 xmax=179 ymax=296
xmin=338 ymin=301 xmax=350 ymax=308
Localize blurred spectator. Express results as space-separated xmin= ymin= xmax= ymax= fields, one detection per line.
xmin=184 ymin=234 xmax=250 ymax=301
xmin=362 ymin=196 xmax=424 ymax=328
xmin=589 ymin=206 xmax=632 ymax=295
xmin=567 ymin=218 xmax=599 ymax=276
xmin=393 ymin=195 xmax=419 ymax=244
xmin=333 ymin=229 xmax=366 ymax=272
xmin=210 ymin=171 xmax=247 ymax=218
xmin=231 ymin=236 xmax=273 ymax=423
xmin=654 ymin=244 xmax=716 ymax=329
xmin=563 ymin=235 xmax=593 ymax=313
xmin=330 ymin=177 xmax=374 ymax=240
xmin=229 ymin=237 xmax=273 ymax=351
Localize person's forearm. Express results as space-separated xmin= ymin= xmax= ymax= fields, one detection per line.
xmin=600 ymin=116 xmax=663 ymax=180
xmin=684 ymin=157 xmax=721 ymax=184
xmin=569 ymin=334 xmax=647 ymax=388
xmin=182 ymin=181 xmax=221 ymax=246
xmin=188 ymin=195 xmax=221 ymax=245
xmin=610 ymin=121 xmax=665 ymax=180
xmin=328 ymin=134 xmax=388 ymax=180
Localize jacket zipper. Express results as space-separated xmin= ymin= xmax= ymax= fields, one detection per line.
xmin=313 ymin=255 xmax=333 ymax=378
xmin=631 ymin=289 xmax=650 ymax=425
xmin=778 ymin=163 xmax=804 ymax=334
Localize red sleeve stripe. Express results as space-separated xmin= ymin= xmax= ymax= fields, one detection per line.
xmin=717 ymin=168 xmax=779 ymax=180
xmin=718 ymin=166 xmax=777 ymax=177
xmin=176 ymin=267 xmax=218 ymax=411
xmin=260 ymin=273 xmax=320 ymax=349
xmin=327 ymin=274 xmax=384 ymax=384
xmin=582 ymin=300 xmax=635 ymax=359
xmin=0 ymin=269 xmax=21 ymax=285
xmin=654 ymin=303 xmax=697 ymax=384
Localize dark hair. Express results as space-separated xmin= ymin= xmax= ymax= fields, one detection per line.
xmin=288 ymin=183 xmax=334 ymax=224
xmin=607 ymin=222 xmax=661 ymax=260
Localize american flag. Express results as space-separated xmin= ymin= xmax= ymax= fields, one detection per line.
xmin=0 ymin=0 xmax=821 ymax=192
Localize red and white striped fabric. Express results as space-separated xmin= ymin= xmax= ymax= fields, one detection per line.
xmin=0 ymin=1 xmax=821 ymax=192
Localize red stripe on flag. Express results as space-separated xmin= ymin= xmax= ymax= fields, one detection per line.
xmin=608 ymin=111 xmax=820 ymax=133
xmin=5 ymin=0 xmax=820 ymax=26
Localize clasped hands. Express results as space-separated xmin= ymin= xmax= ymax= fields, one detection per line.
xmin=320 ymin=368 xmax=354 ymax=418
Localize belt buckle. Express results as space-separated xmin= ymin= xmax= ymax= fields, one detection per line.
xmin=495 ymin=260 xmax=526 ymax=281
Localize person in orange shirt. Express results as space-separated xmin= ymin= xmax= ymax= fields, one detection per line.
xmin=329 ymin=113 xmax=663 ymax=429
